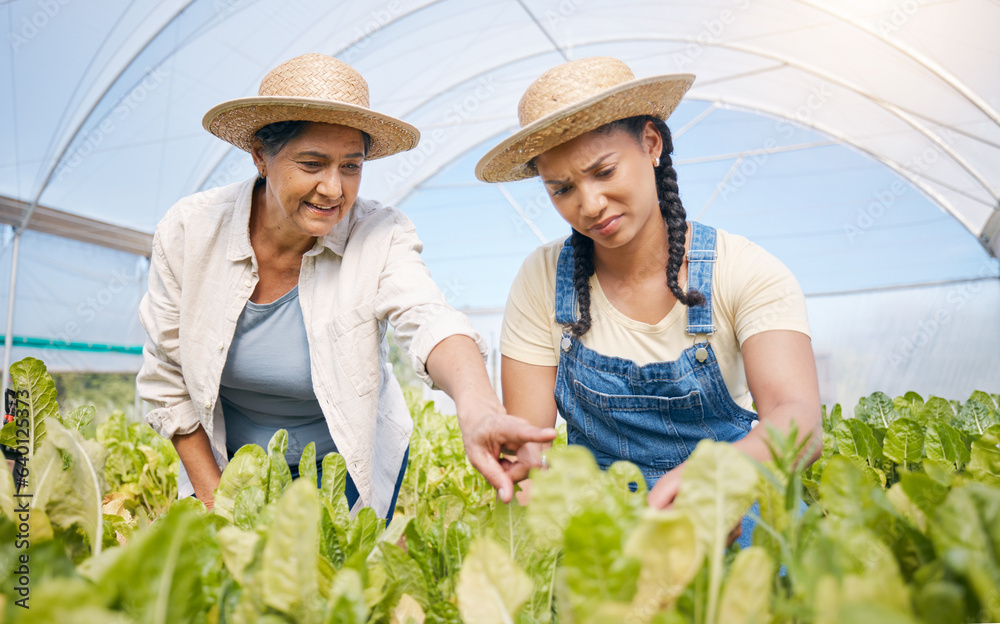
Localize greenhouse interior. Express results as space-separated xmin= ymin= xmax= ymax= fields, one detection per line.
xmin=4 ymin=0 xmax=999 ymax=419
xmin=2 ymin=1 xmax=1000 ymax=623
xmin=2 ymin=0 xmax=999 ymax=415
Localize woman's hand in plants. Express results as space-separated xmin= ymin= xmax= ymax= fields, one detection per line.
xmin=458 ymin=406 xmax=557 ymax=503
xmin=647 ymin=462 xmax=685 ymax=509
xmin=499 ymin=441 xmax=550 ymax=484
xmin=425 ymin=335 xmax=557 ymax=503
xmin=648 ymin=461 xmax=742 ymax=544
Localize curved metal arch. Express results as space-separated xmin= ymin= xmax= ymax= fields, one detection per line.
xmin=25 ymin=0 xmax=200 ymax=229
xmin=792 ymin=0 xmax=1000 ymax=128
xmin=680 ymin=97 xmax=983 ymax=238
xmin=420 ymin=93 xmax=988 ymax=255
xmin=190 ymin=0 xmax=452 ymax=193
xmin=190 ymin=10 xmax=999 ymax=246
xmin=364 ymin=34 xmax=998 ymax=217
xmin=593 ymin=34 xmax=999 ymax=204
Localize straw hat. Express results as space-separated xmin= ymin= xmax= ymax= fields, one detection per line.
xmin=203 ymin=53 xmax=418 ymax=159
xmin=475 ymin=57 xmax=694 ymax=183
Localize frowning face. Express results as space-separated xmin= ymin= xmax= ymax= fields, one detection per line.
xmin=534 ymin=121 xmax=662 ymax=252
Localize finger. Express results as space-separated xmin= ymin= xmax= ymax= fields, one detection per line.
xmin=647 ymin=475 xmax=680 ymax=509
xmin=505 ymin=460 xmax=533 ymax=483
xmin=515 ymin=442 xmax=544 ymax=468
xmin=498 ymin=454 xmax=533 ymax=483
xmin=468 ymin=447 xmax=514 ymax=503
xmin=499 ymin=419 xmax=558 ymax=446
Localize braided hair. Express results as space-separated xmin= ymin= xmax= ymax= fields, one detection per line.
xmin=562 ymin=115 xmax=704 ymax=339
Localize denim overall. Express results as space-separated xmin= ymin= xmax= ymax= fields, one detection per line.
xmin=553 ymin=222 xmax=758 ymax=547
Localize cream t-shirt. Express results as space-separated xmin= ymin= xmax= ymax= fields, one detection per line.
xmin=500 ymin=228 xmax=811 ymax=411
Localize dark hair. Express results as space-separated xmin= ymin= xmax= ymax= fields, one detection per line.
xmin=254 ymin=120 xmax=372 ymax=158
xmin=562 ymin=115 xmax=705 ymax=339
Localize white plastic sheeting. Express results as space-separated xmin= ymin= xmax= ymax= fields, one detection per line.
xmin=1 ymin=0 xmax=998 ymax=405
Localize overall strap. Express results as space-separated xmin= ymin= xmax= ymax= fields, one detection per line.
xmin=685 ymin=221 xmax=717 ymax=335
xmin=554 ymin=238 xmax=579 ymax=326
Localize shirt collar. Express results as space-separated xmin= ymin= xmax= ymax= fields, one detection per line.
xmin=226 ymin=176 xmax=370 ymax=261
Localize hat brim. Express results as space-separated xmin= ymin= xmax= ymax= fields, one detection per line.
xmin=475 ymin=73 xmax=695 ymax=183
xmin=203 ymin=96 xmax=420 ymax=160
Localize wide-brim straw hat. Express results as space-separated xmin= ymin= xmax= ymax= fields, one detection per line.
xmin=203 ymin=53 xmax=419 ymax=160
xmin=476 ymin=57 xmax=694 ymax=183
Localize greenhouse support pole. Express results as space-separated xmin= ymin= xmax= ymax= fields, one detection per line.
xmin=3 ymin=231 xmax=22 ymax=390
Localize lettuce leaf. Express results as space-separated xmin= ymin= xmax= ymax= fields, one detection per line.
xmin=456 ymin=537 xmax=532 ymax=624
xmin=883 ymin=418 xmax=924 ymax=465
xmin=967 ymin=424 xmax=1000 ymax=486
xmin=717 ymin=547 xmax=775 ymax=624
xmin=0 ymin=357 xmax=58 ymax=456
xmin=213 ymin=444 xmax=267 ymax=526
xmin=260 ymin=478 xmax=323 ymax=619
xmin=30 ymin=417 xmax=107 ymax=557
xmin=623 ymin=510 xmax=702 ymax=621
xmin=672 ymin=440 xmax=758 ymax=624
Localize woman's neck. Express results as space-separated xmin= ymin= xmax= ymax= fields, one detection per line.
xmin=250 ymin=182 xmax=316 ymax=259
xmin=593 ymin=210 xmax=673 ymax=281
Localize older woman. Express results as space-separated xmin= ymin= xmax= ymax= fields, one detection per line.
xmin=138 ymin=54 xmax=554 ymax=519
xmin=477 ymin=57 xmax=822 ymax=541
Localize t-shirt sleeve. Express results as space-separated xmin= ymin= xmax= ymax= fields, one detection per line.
xmin=500 ymin=243 xmax=561 ymax=367
xmin=719 ymin=234 xmax=811 ymax=346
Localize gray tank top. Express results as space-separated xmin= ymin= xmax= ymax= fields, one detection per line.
xmin=219 ymin=285 xmax=336 ymax=465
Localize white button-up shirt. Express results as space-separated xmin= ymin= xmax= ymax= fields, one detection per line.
xmin=137 ymin=177 xmax=486 ymax=518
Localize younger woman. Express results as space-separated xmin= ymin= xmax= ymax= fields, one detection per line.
xmin=476 ymin=57 xmax=822 ymax=525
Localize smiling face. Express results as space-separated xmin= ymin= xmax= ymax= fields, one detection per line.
xmin=534 ymin=121 xmax=663 ymax=252
xmin=250 ymin=122 xmax=366 ymax=247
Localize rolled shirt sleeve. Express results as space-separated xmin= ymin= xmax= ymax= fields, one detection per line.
xmin=136 ymin=226 xmax=202 ymax=439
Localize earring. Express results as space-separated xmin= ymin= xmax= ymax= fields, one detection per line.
xmin=653 ymin=157 xmax=660 ymax=168
xmin=257 ymin=169 xmax=266 ymax=181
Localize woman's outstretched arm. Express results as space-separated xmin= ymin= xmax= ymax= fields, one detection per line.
xmin=425 ymin=336 xmax=557 ymax=503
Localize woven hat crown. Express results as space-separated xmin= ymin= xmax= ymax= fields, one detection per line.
xmin=202 ymin=53 xmax=419 ymax=158
xmin=517 ymin=57 xmax=636 ymax=127
xmin=258 ymin=53 xmax=370 ymax=108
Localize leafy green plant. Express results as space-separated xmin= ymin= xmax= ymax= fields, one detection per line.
xmin=3 ymin=355 xmax=1000 ymax=624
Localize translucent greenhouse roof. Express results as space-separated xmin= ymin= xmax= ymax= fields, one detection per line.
xmin=0 ymin=0 xmax=998 ymax=404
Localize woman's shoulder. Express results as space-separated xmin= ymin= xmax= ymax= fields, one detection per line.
xmin=514 ymin=236 xmax=569 ymax=290
xmin=347 ymin=196 xmax=416 ymax=235
xmin=706 ymin=224 xmax=807 ymax=331
xmin=712 ymin=226 xmax=792 ymax=277
xmin=158 ymin=178 xmax=252 ymax=232
xmin=524 ymin=236 xmax=569 ymax=270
